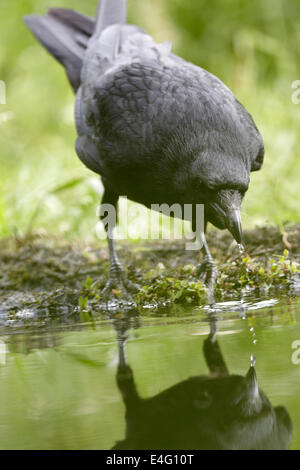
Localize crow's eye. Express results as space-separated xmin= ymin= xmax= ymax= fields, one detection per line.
xmin=213 ymin=184 xmax=248 ymax=195
xmin=238 ymin=188 xmax=247 ymax=198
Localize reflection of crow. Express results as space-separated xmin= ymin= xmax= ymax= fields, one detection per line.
xmin=113 ymin=323 xmax=292 ymax=450
xmin=24 ymin=1 xmax=264 ymax=294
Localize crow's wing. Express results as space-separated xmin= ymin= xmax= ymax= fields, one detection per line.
xmin=79 ymin=30 xmax=262 ymax=190
xmin=76 ymin=25 xmax=171 ymax=178
xmin=74 ymin=24 xmax=147 ymax=175
xmin=77 ymin=19 xmax=264 ymax=198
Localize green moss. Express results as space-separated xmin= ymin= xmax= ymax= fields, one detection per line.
xmin=129 ymin=250 xmax=299 ymax=308
xmin=0 ymin=229 xmax=299 ymax=317
xmin=135 ymin=276 xmax=206 ymax=307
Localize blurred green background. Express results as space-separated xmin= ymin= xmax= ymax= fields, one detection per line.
xmin=0 ymin=0 xmax=300 ymax=242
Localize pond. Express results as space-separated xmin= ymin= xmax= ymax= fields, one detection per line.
xmin=0 ymin=294 xmax=299 ymax=450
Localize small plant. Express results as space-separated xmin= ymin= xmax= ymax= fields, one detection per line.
xmin=135 ymin=276 xmax=206 ymax=307
xmin=215 ymin=250 xmax=299 ymax=296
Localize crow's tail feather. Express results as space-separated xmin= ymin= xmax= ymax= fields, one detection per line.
xmin=24 ymin=1 xmax=127 ymax=89
xmin=24 ymin=9 xmax=95 ymax=91
xmin=94 ymin=0 xmax=127 ymax=38
xmin=48 ymin=9 xmax=95 ymax=36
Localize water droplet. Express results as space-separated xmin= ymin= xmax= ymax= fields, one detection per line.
xmin=253 ymin=339 xmax=257 ymax=344
xmin=238 ymin=243 xmax=245 ymax=254
xmin=250 ymin=354 xmax=256 ymax=367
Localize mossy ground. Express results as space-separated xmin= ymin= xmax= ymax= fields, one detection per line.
xmin=0 ymin=224 xmax=299 ymax=318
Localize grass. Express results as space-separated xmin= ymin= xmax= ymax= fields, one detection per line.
xmin=0 ymin=225 xmax=299 ymax=317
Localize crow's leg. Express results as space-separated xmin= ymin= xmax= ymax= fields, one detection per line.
xmin=100 ymin=189 xmax=140 ymax=298
xmin=203 ymin=319 xmax=229 ymax=377
xmin=115 ymin=319 xmax=140 ymax=410
xmin=196 ymin=222 xmax=218 ymax=290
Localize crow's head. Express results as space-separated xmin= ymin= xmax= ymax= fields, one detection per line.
xmin=186 ymin=109 xmax=265 ymax=244
xmin=194 ymin=143 xmax=264 ymax=243
xmin=205 ymin=188 xmax=245 ymax=244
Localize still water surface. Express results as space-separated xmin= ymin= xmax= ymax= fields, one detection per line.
xmin=0 ymin=296 xmax=299 ymax=449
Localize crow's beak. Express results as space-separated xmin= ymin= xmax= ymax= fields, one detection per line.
xmin=245 ymin=366 xmax=259 ymax=400
xmin=227 ymin=209 xmax=242 ymax=244
xmin=242 ymin=366 xmax=262 ymax=414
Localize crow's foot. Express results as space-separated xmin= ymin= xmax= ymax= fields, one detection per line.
xmin=197 ymin=257 xmax=218 ymax=290
xmin=101 ymin=263 xmax=140 ymax=301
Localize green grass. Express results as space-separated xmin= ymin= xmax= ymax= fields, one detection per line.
xmin=0 ymin=0 xmax=299 ymax=242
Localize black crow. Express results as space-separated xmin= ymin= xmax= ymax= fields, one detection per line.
xmin=24 ymin=0 xmax=264 ymax=297
xmin=112 ymin=318 xmax=292 ymax=449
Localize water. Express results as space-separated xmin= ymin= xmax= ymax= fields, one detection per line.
xmin=0 ymin=295 xmax=299 ymax=449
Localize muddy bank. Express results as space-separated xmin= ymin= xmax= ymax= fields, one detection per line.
xmin=0 ymin=224 xmax=299 ymax=319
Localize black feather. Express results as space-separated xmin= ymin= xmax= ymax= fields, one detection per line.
xmin=24 ymin=10 xmax=93 ymax=91
xmin=48 ymin=8 xmax=95 ymax=36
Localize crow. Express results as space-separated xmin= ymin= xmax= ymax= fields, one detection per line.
xmin=112 ymin=317 xmax=292 ymax=449
xmin=24 ymin=0 xmax=264 ymax=298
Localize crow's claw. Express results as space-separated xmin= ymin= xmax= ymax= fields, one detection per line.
xmin=197 ymin=258 xmax=218 ymax=306
xmin=197 ymin=257 xmax=218 ymax=289
xmin=101 ymin=264 xmax=140 ymax=300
